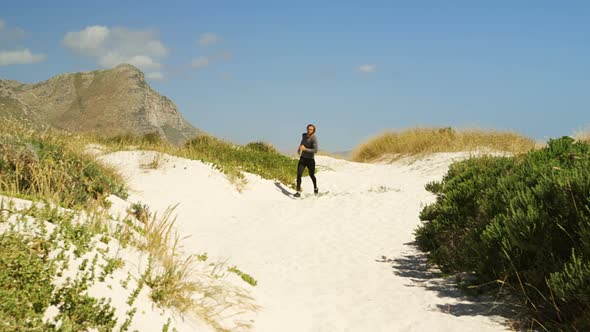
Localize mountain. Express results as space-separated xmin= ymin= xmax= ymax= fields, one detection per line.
xmin=0 ymin=64 xmax=200 ymax=144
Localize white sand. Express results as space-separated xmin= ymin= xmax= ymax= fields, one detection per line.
xmin=95 ymin=151 xmax=510 ymax=332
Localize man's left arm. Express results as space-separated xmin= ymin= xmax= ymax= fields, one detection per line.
xmin=307 ymin=136 xmax=318 ymax=154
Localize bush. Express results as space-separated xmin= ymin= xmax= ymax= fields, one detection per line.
xmin=244 ymin=141 xmax=278 ymax=154
xmin=184 ymin=135 xmax=232 ymax=159
xmin=0 ymin=233 xmax=56 ymax=330
xmin=0 ymin=134 xmax=127 ymax=208
xmin=0 ymin=230 xmax=118 ymax=331
xmin=184 ymin=135 xmax=299 ymax=189
xmin=416 ymin=136 xmax=590 ymax=329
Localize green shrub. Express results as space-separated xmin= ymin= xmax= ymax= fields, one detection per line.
xmin=50 ymin=278 xmax=117 ymax=331
xmin=184 ymin=135 xmax=299 ymax=188
xmin=416 ymin=136 xmax=590 ymax=329
xmin=0 ymin=229 xmax=118 ymax=331
xmin=184 ymin=135 xmax=229 ymax=157
xmin=0 ymin=134 xmax=127 ymax=208
xmin=245 ymin=141 xmax=278 ymax=154
xmin=0 ymin=233 xmax=56 ymax=330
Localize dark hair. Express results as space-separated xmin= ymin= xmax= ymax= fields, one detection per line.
xmin=307 ymin=124 xmax=316 ymax=134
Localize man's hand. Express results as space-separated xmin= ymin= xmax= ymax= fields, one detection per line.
xmin=299 ymin=144 xmax=306 ymax=151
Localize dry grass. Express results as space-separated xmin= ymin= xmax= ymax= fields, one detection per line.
xmin=140 ymin=153 xmax=166 ymax=170
xmin=351 ymin=127 xmax=536 ymax=162
xmin=130 ymin=204 xmax=259 ymax=330
xmin=0 ymin=117 xmax=127 ymax=208
xmin=574 ymin=130 xmax=590 ymax=143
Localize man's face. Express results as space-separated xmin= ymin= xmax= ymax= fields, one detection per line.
xmin=307 ymin=126 xmax=314 ymax=135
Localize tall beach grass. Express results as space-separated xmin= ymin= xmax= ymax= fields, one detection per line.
xmin=351 ymin=127 xmax=536 ymax=162
xmin=0 ymin=119 xmax=127 ymax=208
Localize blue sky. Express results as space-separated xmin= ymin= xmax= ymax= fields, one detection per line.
xmin=1 ymin=1 xmax=589 ymax=152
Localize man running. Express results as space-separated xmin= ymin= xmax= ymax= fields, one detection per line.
xmin=295 ymin=124 xmax=318 ymax=197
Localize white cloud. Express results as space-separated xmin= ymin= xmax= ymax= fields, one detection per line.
xmin=63 ymin=25 xmax=110 ymax=56
xmin=199 ymin=32 xmax=220 ymax=47
xmin=99 ymin=53 xmax=161 ymax=70
xmin=0 ymin=48 xmax=46 ymax=65
xmin=145 ymin=71 xmax=164 ymax=80
xmin=62 ymin=25 xmax=168 ymax=79
xmin=108 ymin=27 xmax=167 ymax=57
xmin=191 ymin=56 xmax=209 ymax=69
xmin=0 ymin=20 xmax=36 ymax=66
xmin=126 ymin=55 xmax=160 ymax=69
xmin=96 ymin=52 xmax=125 ymax=68
xmin=358 ymin=64 xmax=377 ymax=73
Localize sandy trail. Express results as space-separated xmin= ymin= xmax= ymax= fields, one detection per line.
xmin=101 ymin=151 xmax=509 ymax=332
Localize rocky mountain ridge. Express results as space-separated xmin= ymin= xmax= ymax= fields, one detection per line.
xmin=0 ymin=64 xmax=200 ymax=144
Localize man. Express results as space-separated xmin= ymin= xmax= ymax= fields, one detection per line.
xmin=295 ymin=124 xmax=318 ymax=197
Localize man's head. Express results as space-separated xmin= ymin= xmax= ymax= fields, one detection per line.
xmin=307 ymin=124 xmax=316 ymax=136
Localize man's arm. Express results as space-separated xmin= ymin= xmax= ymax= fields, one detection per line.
xmin=297 ymin=134 xmax=305 ymax=154
xmin=306 ymin=136 xmax=318 ymax=154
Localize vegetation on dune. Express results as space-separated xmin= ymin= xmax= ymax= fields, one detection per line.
xmin=0 ymin=120 xmax=259 ymax=331
xmin=5 ymin=113 xmax=590 ymax=330
xmin=0 ymin=194 xmax=258 ymax=331
xmin=99 ymin=131 xmax=165 ymax=147
xmin=0 ymin=119 xmax=127 ymax=209
xmin=99 ymin=131 xmax=301 ymax=190
xmin=184 ymin=136 xmax=299 ymax=189
xmin=0 ymin=207 xmax=120 ymax=331
xmin=351 ymin=127 xmax=536 ymax=162
xmin=124 ymin=202 xmax=259 ymax=330
xmin=415 ymin=136 xmax=590 ymax=330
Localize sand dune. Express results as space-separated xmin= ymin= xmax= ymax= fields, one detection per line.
xmin=99 ymin=151 xmax=510 ymax=332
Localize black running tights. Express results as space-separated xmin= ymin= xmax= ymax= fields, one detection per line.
xmin=296 ymin=157 xmax=317 ymax=190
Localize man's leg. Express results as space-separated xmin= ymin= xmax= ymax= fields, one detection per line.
xmin=296 ymin=159 xmax=305 ymax=191
xmin=308 ymin=159 xmax=318 ymax=192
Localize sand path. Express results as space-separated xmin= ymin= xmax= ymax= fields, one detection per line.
xmin=101 ymin=151 xmax=509 ymax=332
